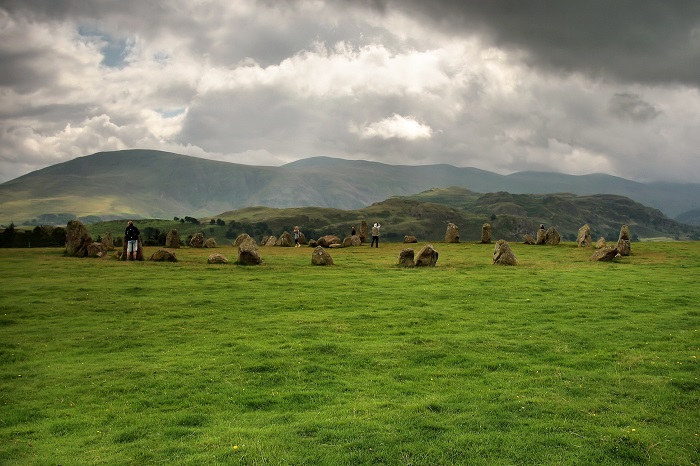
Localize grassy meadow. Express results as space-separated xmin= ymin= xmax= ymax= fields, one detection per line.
xmin=1 ymin=241 xmax=698 ymax=465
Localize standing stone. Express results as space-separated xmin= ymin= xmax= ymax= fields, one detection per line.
xmin=263 ymin=235 xmax=277 ymax=246
xmin=165 ymin=229 xmax=181 ymax=248
xmin=493 ymin=239 xmax=518 ymax=265
xmin=207 ymin=253 xmax=228 ymax=264
xmin=238 ymin=237 xmax=262 ymax=265
xmin=398 ymin=249 xmax=415 ymax=267
xmin=298 ymin=232 xmax=307 ymax=245
xmin=102 ymin=232 xmax=115 ymax=251
xmin=277 ymin=231 xmax=293 ymax=247
xmin=150 ymin=249 xmax=178 ymax=262
xmin=589 ymin=246 xmax=619 ymax=262
xmin=403 ymin=235 xmax=418 ymax=243
xmin=577 ymin=224 xmax=592 ymax=247
xmin=596 ymin=237 xmax=607 ymax=249
xmin=204 ymin=238 xmax=217 ymax=248
xmin=536 ymin=225 xmax=547 ymax=245
xmin=342 ymin=235 xmax=362 ymax=247
xmin=87 ymin=242 xmax=107 ymax=258
xmin=545 ymin=227 xmax=561 ymax=245
xmin=481 ymin=223 xmax=492 ymax=244
xmin=415 ymin=244 xmax=439 ymax=267
xmin=233 ymin=233 xmax=255 ymax=247
xmin=190 ymin=233 xmax=205 ymax=248
xmin=359 ymin=221 xmax=368 ymax=243
xmin=65 ymin=220 xmax=93 ymax=257
xmin=120 ymin=238 xmax=144 ymax=261
xmin=523 ymin=234 xmax=536 ymax=245
xmin=617 ymin=224 xmax=631 ymax=256
xmin=311 ymin=246 xmax=334 ymax=266
xmin=445 ymin=223 xmax=460 ymax=243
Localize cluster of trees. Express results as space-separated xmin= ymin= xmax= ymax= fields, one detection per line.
xmin=0 ymin=224 xmax=66 ymax=248
xmin=174 ymin=216 xmax=200 ymax=225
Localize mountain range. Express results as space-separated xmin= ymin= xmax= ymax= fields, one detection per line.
xmin=1 ymin=149 xmax=699 ymax=229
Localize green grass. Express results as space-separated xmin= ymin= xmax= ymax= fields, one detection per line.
xmin=1 ymin=242 xmax=699 ymax=465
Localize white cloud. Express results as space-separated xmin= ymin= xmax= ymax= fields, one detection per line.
xmin=351 ymin=114 xmax=434 ymax=140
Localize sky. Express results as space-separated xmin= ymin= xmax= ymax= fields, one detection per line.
xmin=1 ymin=0 xmax=700 ymax=184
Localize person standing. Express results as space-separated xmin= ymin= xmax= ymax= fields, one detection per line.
xmin=293 ymin=226 xmax=301 ymax=247
xmin=371 ymin=223 xmax=380 ymax=248
xmin=351 ymin=226 xmax=356 ymax=236
xmin=124 ymin=221 xmax=140 ymax=260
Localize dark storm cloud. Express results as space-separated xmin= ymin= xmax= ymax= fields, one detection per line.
xmin=352 ymin=0 xmax=700 ymax=87
xmin=608 ymin=93 xmax=660 ymax=123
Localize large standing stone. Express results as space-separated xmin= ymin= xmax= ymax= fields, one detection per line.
xmin=481 ymin=223 xmax=492 ymax=244
xmin=165 ymin=229 xmax=181 ymax=248
xmin=120 ymin=238 xmax=144 ymax=261
xmin=102 ymin=232 xmax=115 ymax=251
xmin=233 ymin=233 xmax=255 ymax=247
xmin=317 ymin=235 xmax=341 ymax=248
xmin=359 ymin=221 xmax=368 ymax=243
xmin=445 ymin=223 xmax=459 ymax=243
xmin=87 ymin=242 xmax=107 ymax=258
xmin=65 ymin=220 xmax=93 ymax=257
xmin=150 ymin=249 xmax=178 ymax=262
xmin=238 ymin=237 xmax=262 ymax=265
xmin=415 ymin=244 xmax=439 ymax=267
xmin=277 ymin=231 xmax=293 ymax=247
xmin=204 ymin=238 xmax=217 ymax=248
xmin=577 ymin=224 xmax=592 ymax=247
xmin=589 ymin=246 xmax=619 ymax=262
xmin=493 ymin=239 xmax=518 ymax=265
xmin=311 ymin=246 xmax=334 ymax=266
xmin=403 ymin=235 xmax=418 ymax=243
xmin=545 ymin=227 xmax=561 ymax=245
xmin=207 ymin=253 xmax=228 ymax=264
xmin=536 ymin=226 xmax=547 ymax=245
xmin=398 ymin=249 xmax=415 ymax=267
xmin=617 ymin=224 xmax=631 ymax=256
xmin=263 ymin=236 xmax=277 ymax=247
xmin=190 ymin=233 xmax=205 ymax=248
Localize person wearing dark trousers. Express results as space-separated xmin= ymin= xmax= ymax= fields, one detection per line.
xmin=371 ymin=223 xmax=380 ymax=248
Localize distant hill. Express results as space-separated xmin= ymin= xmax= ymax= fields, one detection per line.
xmin=1 ymin=149 xmax=699 ymax=226
xmin=88 ymin=187 xmax=700 ymax=243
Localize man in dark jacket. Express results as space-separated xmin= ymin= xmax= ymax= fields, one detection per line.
xmin=124 ymin=221 xmax=140 ymax=260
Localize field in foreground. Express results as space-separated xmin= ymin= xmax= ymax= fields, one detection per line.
xmin=1 ymin=242 xmax=698 ymax=465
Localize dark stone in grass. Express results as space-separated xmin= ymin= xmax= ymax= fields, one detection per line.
xmin=545 ymin=227 xmax=561 ymax=245
xmin=204 ymin=238 xmax=217 ymax=248
xmin=617 ymin=224 xmax=631 ymax=256
xmin=165 ymin=229 xmax=181 ymax=248
xmin=207 ymin=253 xmax=227 ymax=264
xmin=415 ymin=244 xmax=438 ymax=267
xmin=342 ymin=235 xmax=362 ymax=247
xmin=577 ymin=224 xmax=592 ymax=247
xmin=589 ymin=246 xmax=619 ymax=262
xmin=190 ymin=233 xmax=205 ymax=248
xmin=311 ymin=246 xmax=334 ymax=266
xmin=481 ymin=223 xmax=492 ymax=244
xmin=233 ymin=233 xmax=255 ymax=247
xmin=523 ymin=234 xmax=536 ymax=245
xmin=403 ymin=235 xmax=418 ymax=243
xmin=87 ymin=242 xmax=107 ymax=258
xmin=277 ymin=231 xmax=293 ymax=247
xmin=238 ymin=238 xmax=262 ymax=265
xmin=445 ymin=223 xmax=459 ymax=243
xmin=317 ymin=235 xmax=341 ymax=248
xmin=65 ymin=220 xmax=93 ymax=257
xmin=398 ymin=248 xmax=415 ymax=267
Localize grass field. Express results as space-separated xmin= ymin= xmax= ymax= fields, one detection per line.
xmin=1 ymin=241 xmax=698 ymax=465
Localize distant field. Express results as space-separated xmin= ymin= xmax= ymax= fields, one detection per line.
xmin=1 ymin=242 xmax=698 ymax=465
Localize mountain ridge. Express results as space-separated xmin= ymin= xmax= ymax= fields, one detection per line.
xmin=1 ymin=149 xmax=699 ymax=225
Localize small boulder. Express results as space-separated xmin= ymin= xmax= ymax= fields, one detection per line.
xmin=87 ymin=242 xmax=107 ymax=258
xmin=342 ymin=235 xmax=362 ymax=247
xmin=415 ymin=244 xmax=439 ymax=267
xmin=398 ymin=249 xmax=415 ymax=267
xmin=150 ymin=249 xmax=178 ymax=262
xmin=523 ymin=234 xmax=536 ymax=245
xmin=238 ymin=238 xmax=262 ymax=265
xmin=493 ymin=239 xmax=518 ymax=265
xmin=577 ymin=224 xmax=592 ymax=247
xmin=403 ymin=235 xmax=418 ymax=243
xmin=596 ymin=237 xmax=607 ymax=249
xmin=165 ymin=229 xmax=181 ymax=248
xmin=190 ymin=233 xmax=205 ymax=248
xmin=311 ymin=246 xmax=334 ymax=266
xmin=308 ymin=239 xmax=318 ymax=248
xmin=589 ymin=246 xmax=619 ymax=262
xmin=317 ymin=235 xmax=341 ymax=248
xmin=207 ymin=253 xmax=228 ymax=264
xmin=481 ymin=223 xmax=492 ymax=244
xmin=445 ymin=223 xmax=460 ymax=243
xmin=204 ymin=238 xmax=217 ymax=248
xmin=277 ymin=231 xmax=293 ymax=247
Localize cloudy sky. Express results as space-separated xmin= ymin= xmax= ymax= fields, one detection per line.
xmin=1 ymin=0 xmax=700 ymax=184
